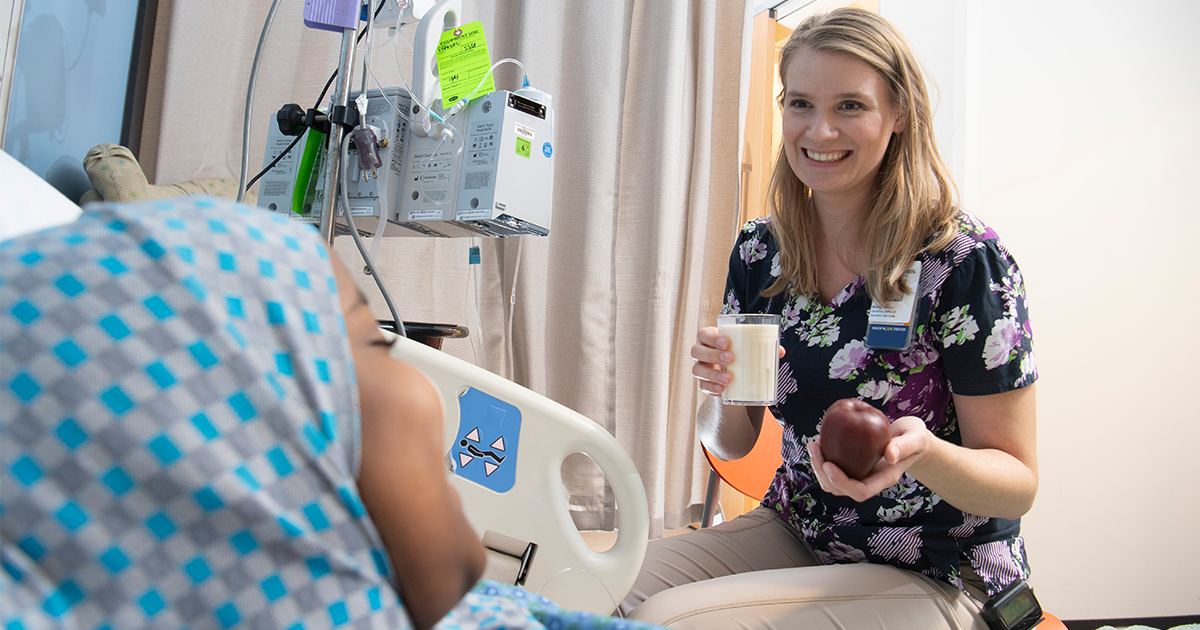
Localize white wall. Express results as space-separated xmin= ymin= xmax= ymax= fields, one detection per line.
xmin=883 ymin=0 xmax=1200 ymax=620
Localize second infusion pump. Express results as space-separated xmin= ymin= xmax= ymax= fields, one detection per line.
xmin=258 ymin=87 xmax=555 ymax=238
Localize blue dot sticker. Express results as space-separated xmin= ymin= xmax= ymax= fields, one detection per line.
xmin=542 ymin=142 xmax=553 ymax=158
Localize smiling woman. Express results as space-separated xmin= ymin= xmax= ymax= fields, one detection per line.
xmin=623 ymin=9 xmax=1039 ymax=628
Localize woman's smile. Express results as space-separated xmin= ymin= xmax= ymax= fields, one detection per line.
xmin=803 ymin=149 xmax=852 ymax=163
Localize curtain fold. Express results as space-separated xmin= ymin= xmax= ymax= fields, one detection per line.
xmin=141 ymin=0 xmax=748 ymax=538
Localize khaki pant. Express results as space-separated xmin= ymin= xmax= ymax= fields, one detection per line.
xmin=620 ymin=507 xmax=991 ymax=630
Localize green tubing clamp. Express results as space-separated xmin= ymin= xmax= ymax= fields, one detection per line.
xmin=292 ymin=129 xmax=327 ymax=215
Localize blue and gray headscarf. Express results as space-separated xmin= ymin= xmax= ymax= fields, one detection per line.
xmin=1 ymin=197 xmax=407 ymax=629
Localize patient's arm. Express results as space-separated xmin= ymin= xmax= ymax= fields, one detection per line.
xmin=356 ymin=361 xmax=486 ymax=629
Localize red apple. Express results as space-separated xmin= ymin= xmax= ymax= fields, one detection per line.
xmin=819 ymin=399 xmax=891 ymax=481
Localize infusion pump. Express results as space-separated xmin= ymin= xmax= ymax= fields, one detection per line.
xmin=257 ymin=87 xmax=554 ymax=238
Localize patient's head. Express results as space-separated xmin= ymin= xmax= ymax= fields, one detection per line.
xmin=0 ymin=197 xmax=411 ymax=628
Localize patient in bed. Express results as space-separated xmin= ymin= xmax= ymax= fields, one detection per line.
xmin=0 ymin=196 xmax=659 ymax=630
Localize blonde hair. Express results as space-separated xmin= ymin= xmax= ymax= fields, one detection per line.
xmin=764 ymin=8 xmax=958 ymax=303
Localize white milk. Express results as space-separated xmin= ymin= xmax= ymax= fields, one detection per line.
xmin=718 ymin=322 xmax=779 ymax=405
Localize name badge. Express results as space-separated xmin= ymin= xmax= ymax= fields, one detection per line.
xmin=865 ymin=260 xmax=921 ymax=351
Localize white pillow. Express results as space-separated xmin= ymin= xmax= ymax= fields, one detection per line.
xmin=0 ymin=149 xmax=82 ymax=241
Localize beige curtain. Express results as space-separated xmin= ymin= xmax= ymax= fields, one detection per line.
xmin=140 ymin=0 xmax=748 ymax=537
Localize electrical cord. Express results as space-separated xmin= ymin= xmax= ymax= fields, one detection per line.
xmin=246 ymin=133 xmax=303 ymax=192
xmin=245 ymin=63 xmax=344 ymax=192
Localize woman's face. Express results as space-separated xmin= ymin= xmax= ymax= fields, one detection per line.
xmin=780 ymin=46 xmax=904 ymax=211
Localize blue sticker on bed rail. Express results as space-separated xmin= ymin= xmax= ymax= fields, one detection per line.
xmin=452 ymin=388 xmax=520 ymax=493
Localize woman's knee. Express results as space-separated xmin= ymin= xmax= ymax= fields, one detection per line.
xmin=628 ymin=564 xmax=985 ymax=630
xmin=620 ymin=508 xmax=815 ymax=616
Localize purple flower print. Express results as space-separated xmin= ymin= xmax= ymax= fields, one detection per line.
xmin=723 ymin=290 xmax=741 ymax=315
xmin=781 ymin=295 xmax=806 ymax=331
xmin=829 ymin=340 xmax=870 ymax=380
xmin=740 ymin=238 xmax=767 ymax=265
xmin=983 ymin=317 xmax=1021 ymax=370
xmin=819 ymin=540 xmax=869 ymax=564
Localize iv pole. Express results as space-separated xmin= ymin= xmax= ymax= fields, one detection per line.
xmin=319 ymin=29 xmax=358 ymax=245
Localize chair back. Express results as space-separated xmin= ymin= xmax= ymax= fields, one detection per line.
xmin=704 ymin=414 xmax=783 ymax=501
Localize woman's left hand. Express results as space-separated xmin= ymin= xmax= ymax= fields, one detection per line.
xmin=806 ymin=416 xmax=930 ymax=502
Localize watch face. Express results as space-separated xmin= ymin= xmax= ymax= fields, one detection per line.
xmin=997 ymin=587 xmax=1040 ymax=627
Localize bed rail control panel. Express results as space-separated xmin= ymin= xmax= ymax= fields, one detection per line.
xmin=450 ymin=387 xmax=522 ymax=493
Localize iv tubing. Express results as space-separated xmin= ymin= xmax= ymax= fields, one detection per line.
xmin=507 ymin=237 xmax=522 ymax=380
xmin=445 ymin=57 xmax=530 ymax=120
xmin=338 ymin=133 xmax=406 ymax=337
xmin=359 ymin=0 xmax=375 ymax=95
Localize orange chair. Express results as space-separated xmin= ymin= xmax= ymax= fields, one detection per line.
xmin=699 ymin=414 xmax=783 ymax=527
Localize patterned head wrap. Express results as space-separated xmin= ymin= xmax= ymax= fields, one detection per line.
xmin=1 ymin=198 xmax=409 ymax=628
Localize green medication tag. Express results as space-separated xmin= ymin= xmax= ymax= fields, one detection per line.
xmin=435 ymin=21 xmax=495 ymax=108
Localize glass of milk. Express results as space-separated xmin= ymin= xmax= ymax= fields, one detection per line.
xmin=716 ymin=313 xmax=780 ymax=405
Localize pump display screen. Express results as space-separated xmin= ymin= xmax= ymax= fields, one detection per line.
xmin=997 ymin=587 xmax=1039 ymax=626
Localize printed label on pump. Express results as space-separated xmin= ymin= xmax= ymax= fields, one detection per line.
xmin=865 ymin=260 xmax=922 ymax=351
xmin=451 ymin=388 xmax=521 ymax=493
xmin=436 ymin=22 xmax=495 ymax=108
xmin=514 ymin=124 xmax=534 ymax=159
xmin=456 ymin=208 xmax=491 ymax=221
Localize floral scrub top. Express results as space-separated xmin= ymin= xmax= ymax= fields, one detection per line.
xmin=723 ymin=212 xmax=1037 ymax=597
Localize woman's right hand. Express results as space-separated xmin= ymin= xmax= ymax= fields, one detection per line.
xmin=691 ymin=325 xmax=786 ymax=397
xmin=691 ymin=326 xmax=733 ymax=397
xmin=693 ymin=324 xmax=784 ymax=460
